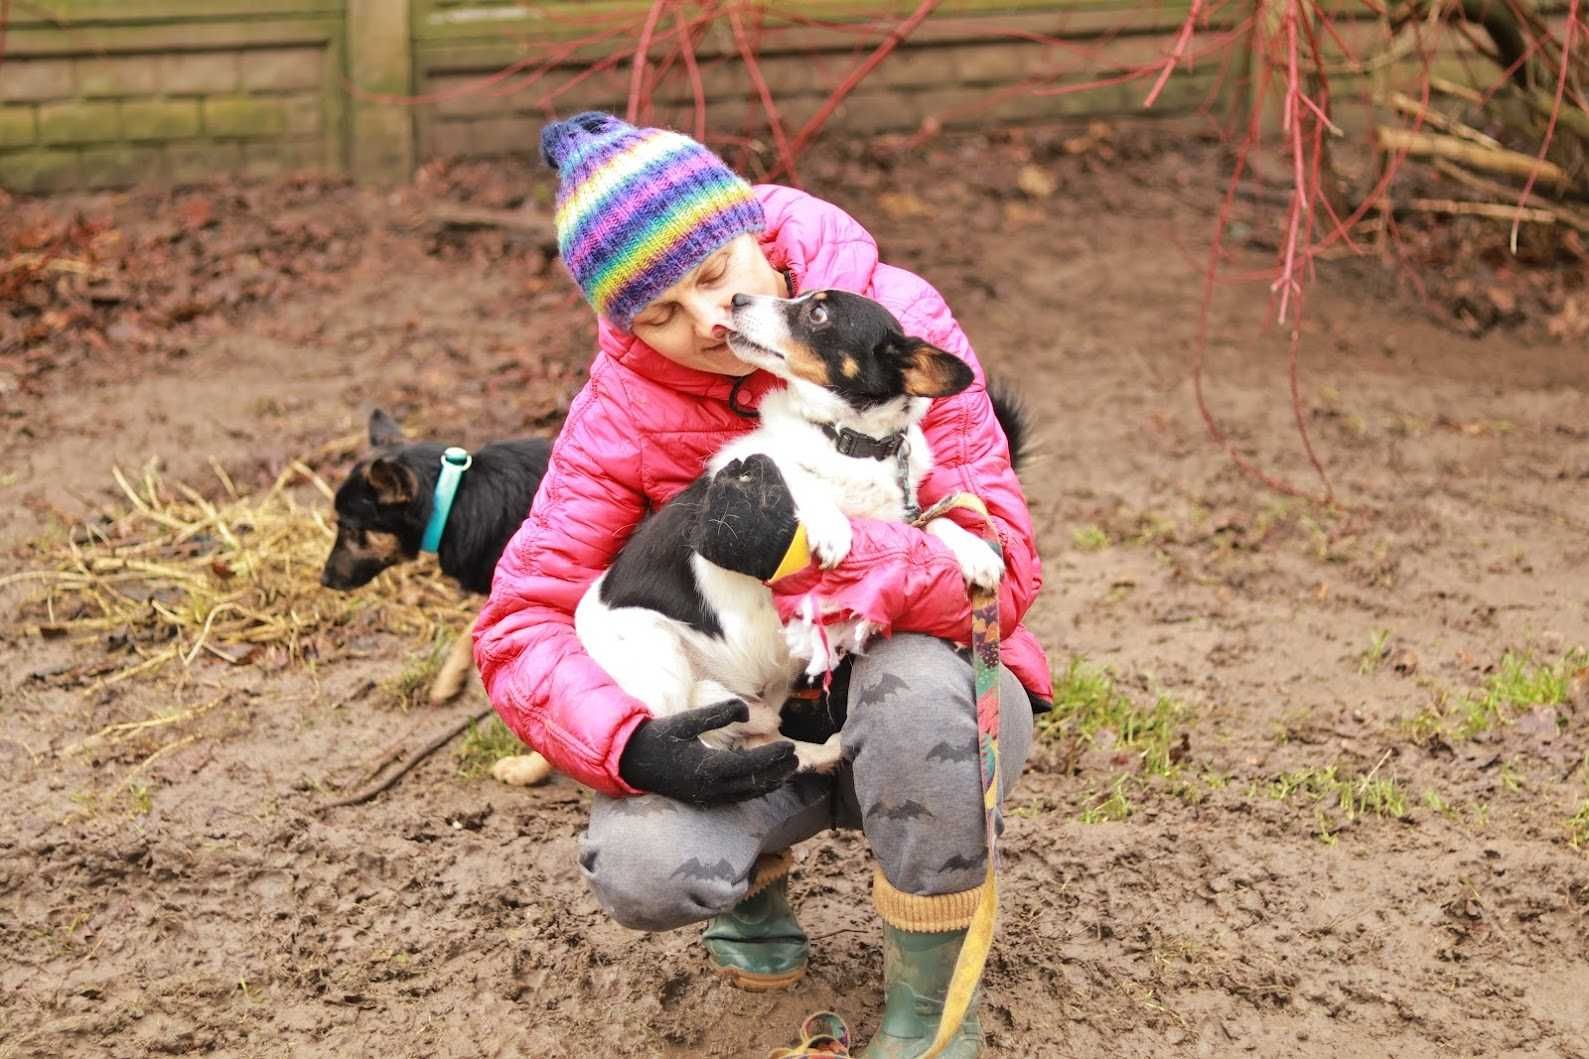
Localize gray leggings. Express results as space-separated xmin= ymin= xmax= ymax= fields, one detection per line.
xmin=579 ymin=633 xmax=1034 ymax=932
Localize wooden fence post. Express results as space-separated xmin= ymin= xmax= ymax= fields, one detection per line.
xmin=346 ymin=0 xmax=415 ymax=182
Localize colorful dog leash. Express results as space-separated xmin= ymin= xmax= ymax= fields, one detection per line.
xmin=774 ymin=491 xmax=1003 ymax=1059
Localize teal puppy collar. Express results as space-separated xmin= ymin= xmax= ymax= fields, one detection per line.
xmin=420 ymin=447 xmax=472 ymax=554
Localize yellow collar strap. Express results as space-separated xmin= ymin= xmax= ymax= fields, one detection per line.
xmin=768 ymin=523 xmax=813 ymax=583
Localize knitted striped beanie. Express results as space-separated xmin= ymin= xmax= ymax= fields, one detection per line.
xmin=540 ymin=112 xmax=765 ymax=332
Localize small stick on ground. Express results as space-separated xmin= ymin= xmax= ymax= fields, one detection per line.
xmin=1429 ymin=159 xmax=1589 ymax=230
xmin=1375 ymin=127 xmax=1574 ymax=190
xmin=357 ymin=709 xmax=443 ymax=784
xmin=1429 ymin=76 xmax=1486 ymax=105
xmin=1383 ymin=92 xmax=1504 ymax=150
xmin=320 ymin=706 xmax=494 ymax=810
xmin=1406 ymin=197 xmax=1568 ymax=226
xmin=1431 ymin=157 xmax=1523 ymax=198
xmin=424 ymin=205 xmax=557 ymax=245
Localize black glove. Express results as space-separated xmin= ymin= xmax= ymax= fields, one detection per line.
xmin=690 ymin=454 xmax=800 ymax=581
xmin=618 ymin=700 xmax=798 ymax=805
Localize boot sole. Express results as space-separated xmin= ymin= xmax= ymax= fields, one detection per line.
xmin=711 ymin=961 xmax=808 ymax=992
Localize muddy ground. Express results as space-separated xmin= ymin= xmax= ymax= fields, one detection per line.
xmin=3 ymin=126 xmax=1588 ymax=1058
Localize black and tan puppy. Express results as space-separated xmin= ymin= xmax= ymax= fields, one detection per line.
xmin=322 ymin=409 xmax=552 ymax=703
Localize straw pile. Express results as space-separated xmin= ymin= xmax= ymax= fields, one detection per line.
xmin=4 ymin=458 xmax=472 ymax=691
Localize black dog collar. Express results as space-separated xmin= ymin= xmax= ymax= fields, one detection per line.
xmin=820 ymin=423 xmax=907 ymax=461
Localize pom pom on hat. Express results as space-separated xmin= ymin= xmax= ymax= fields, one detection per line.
xmin=539 ymin=111 xmax=625 ymax=169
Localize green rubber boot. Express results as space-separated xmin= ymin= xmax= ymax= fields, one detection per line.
xmin=702 ymin=852 xmax=808 ymax=991
xmin=861 ymin=872 xmax=985 ymax=1058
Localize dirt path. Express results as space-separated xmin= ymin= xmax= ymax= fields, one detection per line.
xmin=3 ymin=131 xmax=1587 ymax=1058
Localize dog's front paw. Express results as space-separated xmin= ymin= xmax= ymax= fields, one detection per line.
xmin=956 ymin=544 xmax=1005 ymax=591
xmin=799 ymin=505 xmax=852 ymax=568
xmin=926 ymin=517 xmax=1005 ymax=591
xmin=794 ymin=734 xmax=844 ymax=774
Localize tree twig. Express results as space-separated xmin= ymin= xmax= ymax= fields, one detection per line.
xmin=1406 ymin=196 xmax=1580 ymax=227
xmin=320 ymin=706 xmax=494 ymax=811
xmin=1429 ymin=76 xmax=1485 ymax=105
xmin=1382 ymin=91 xmax=1504 ymax=149
xmin=1430 ymin=158 xmax=1589 ymax=229
xmin=1375 ymin=126 xmax=1574 ymax=189
xmin=425 ymin=204 xmax=557 ymax=244
xmin=624 ymin=0 xmax=667 ymax=124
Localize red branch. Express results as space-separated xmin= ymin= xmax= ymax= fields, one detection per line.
xmin=625 ymin=0 xmax=669 ymax=123
xmin=1192 ymin=114 xmax=1328 ymax=502
xmin=1144 ymin=0 xmax=1206 ymax=108
xmin=728 ymin=4 xmax=798 ymax=182
xmin=774 ymin=0 xmax=942 ymax=176
xmin=676 ymin=4 xmax=710 ymax=141
xmin=1509 ymin=0 xmax=1578 ymax=252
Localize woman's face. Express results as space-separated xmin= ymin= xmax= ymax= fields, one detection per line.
xmin=629 ymin=233 xmax=788 ymax=376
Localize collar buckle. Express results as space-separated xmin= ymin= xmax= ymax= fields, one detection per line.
xmin=828 ymin=425 xmax=903 ymax=461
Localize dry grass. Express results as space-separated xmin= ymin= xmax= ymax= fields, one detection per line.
xmin=3 ymin=458 xmax=471 ymax=690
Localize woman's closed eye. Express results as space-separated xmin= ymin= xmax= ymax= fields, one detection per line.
xmin=636 ymin=303 xmax=676 ymax=327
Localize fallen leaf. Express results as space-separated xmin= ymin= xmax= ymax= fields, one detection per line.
xmin=1001 ymin=201 xmax=1043 ymax=226
xmin=1514 ymin=707 xmax=1558 ymax=743
xmin=1569 ymin=667 xmax=1589 ymax=709
xmin=1016 ymin=165 xmax=1057 ymax=199
xmin=220 ymin=643 xmax=262 ymax=665
xmin=177 ymin=196 xmax=214 ymax=232
xmin=877 ymin=191 xmax=931 ymax=219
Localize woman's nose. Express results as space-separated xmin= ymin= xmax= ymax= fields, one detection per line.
xmin=696 ymin=302 xmax=732 ymax=340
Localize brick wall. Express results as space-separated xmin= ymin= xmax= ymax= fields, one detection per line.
xmin=0 ymin=2 xmax=344 ymax=192
xmin=2 ymin=49 xmax=330 ymax=191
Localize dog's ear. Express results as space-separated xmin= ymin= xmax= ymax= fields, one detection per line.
xmin=896 ymin=338 xmax=974 ymax=398
xmin=367 ymin=457 xmax=419 ymax=506
xmin=369 ymin=409 xmax=404 ymax=447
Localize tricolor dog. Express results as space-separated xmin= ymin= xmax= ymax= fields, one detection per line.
xmin=575 ymin=289 xmax=1021 ymax=773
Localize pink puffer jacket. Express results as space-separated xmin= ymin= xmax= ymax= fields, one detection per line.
xmin=475 ymin=184 xmax=1050 ymax=797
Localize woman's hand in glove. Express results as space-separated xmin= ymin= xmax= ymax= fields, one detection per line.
xmin=617 ymin=699 xmax=799 ymax=805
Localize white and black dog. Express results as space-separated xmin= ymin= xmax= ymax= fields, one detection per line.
xmin=575 ymin=289 xmax=1018 ymax=773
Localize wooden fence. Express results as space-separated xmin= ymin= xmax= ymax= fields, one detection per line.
xmin=0 ymin=0 xmax=1521 ymax=192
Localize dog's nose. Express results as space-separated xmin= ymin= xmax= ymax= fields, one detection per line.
xmin=731 ymin=293 xmax=751 ymax=309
